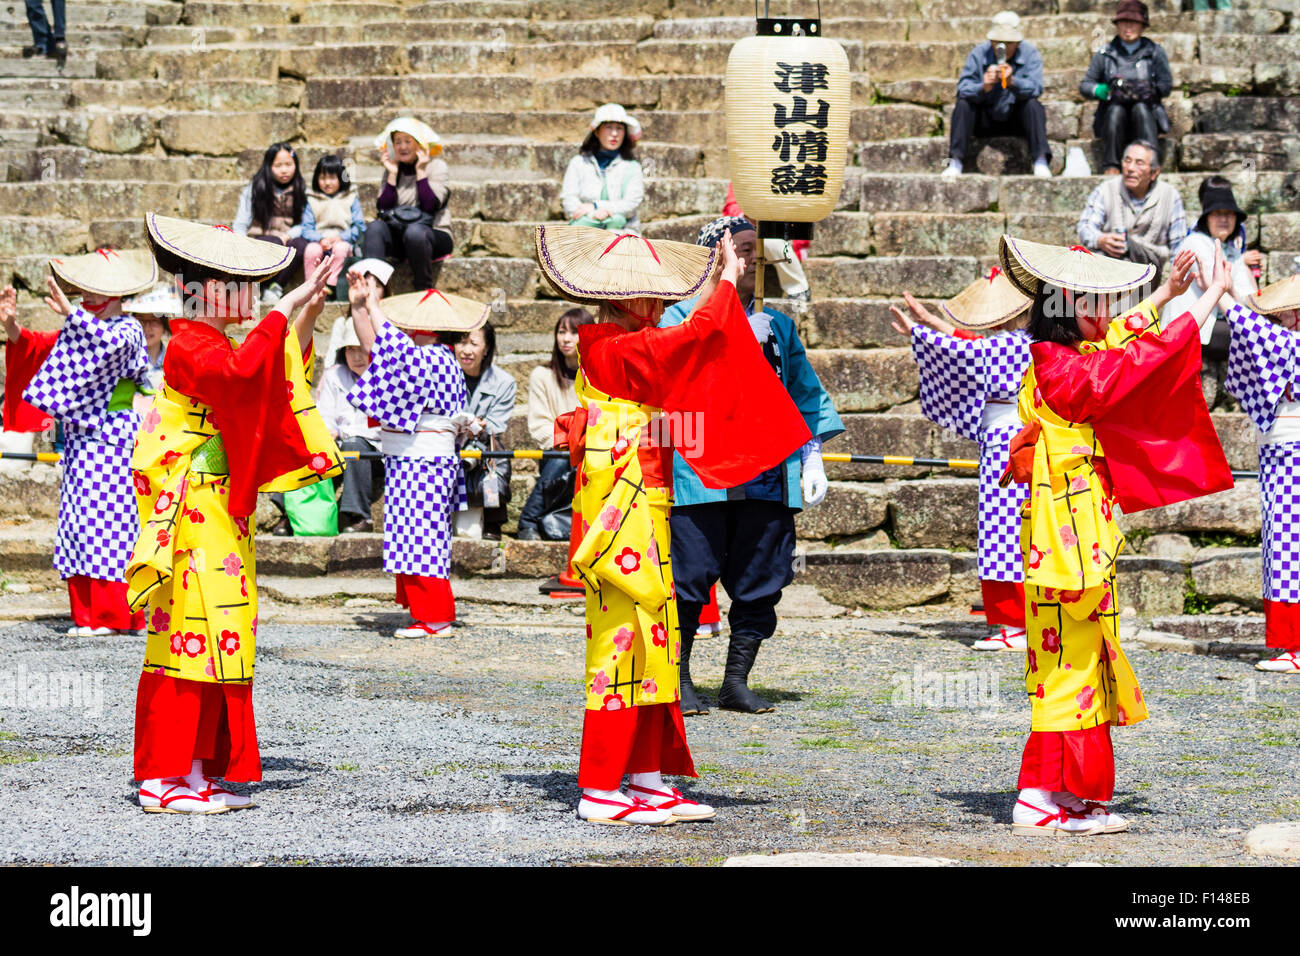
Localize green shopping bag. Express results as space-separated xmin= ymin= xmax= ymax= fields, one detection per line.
xmin=284 ymin=480 xmax=339 ymax=536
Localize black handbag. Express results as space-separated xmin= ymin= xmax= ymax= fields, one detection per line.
xmin=379 ymin=204 xmax=434 ymax=229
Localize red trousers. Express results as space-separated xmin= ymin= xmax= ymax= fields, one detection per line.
xmin=1264 ymin=600 xmax=1300 ymax=650
xmin=699 ymin=584 xmax=721 ymax=626
xmin=395 ymin=574 xmax=456 ymax=623
xmin=134 ymin=670 xmax=261 ymax=782
xmin=982 ymin=579 xmax=1025 ymax=629
xmin=1017 ymin=724 xmax=1114 ymax=801
xmin=66 ymin=576 xmax=145 ymax=631
xmin=578 ymin=702 xmax=696 ymax=790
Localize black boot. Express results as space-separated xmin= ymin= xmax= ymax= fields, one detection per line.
xmin=679 ymin=632 xmax=708 ymax=716
xmin=717 ymin=634 xmax=774 ymax=713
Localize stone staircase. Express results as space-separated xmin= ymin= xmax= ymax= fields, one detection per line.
xmin=0 ymin=0 xmax=1294 ymax=616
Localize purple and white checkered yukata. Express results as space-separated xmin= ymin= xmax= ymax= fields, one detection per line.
xmin=1225 ymin=303 xmax=1300 ymax=614
xmin=911 ymin=325 xmax=1032 ymax=584
xmin=346 ymin=319 xmax=467 ymax=579
xmin=22 ymin=308 xmax=150 ymax=582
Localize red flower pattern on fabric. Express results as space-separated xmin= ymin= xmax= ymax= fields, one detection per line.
xmin=1125 ymin=314 xmax=1147 ymax=332
xmin=1027 ymin=648 xmax=1038 ymax=673
xmin=1059 ymin=525 xmax=1078 ymax=548
xmin=641 ymin=678 xmax=658 ymax=695
xmin=1041 ymin=627 xmax=1061 ymax=654
xmin=309 ymin=452 xmax=330 ymax=475
xmin=1076 ymin=685 xmax=1095 ymax=709
xmin=233 ymin=517 xmax=249 ymax=537
xmin=603 ymin=693 xmax=625 ymax=711
xmin=169 ymin=631 xmax=184 ymax=655
xmin=614 ymin=547 xmax=641 ymax=575
xmin=1070 ymin=475 xmax=1088 ymax=492
xmin=1103 ymin=639 xmax=1117 ymax=661
xmin=1027 ymin=545 xmax=1048 ymax=570
xmin=153 ymin=491 xmax=174 ymax=514
xmin=1091 ymin=542 xmax=1101 ymax=565
xmin=161 ymin=450 xmax=181 ymax=466
xmin=599 ymin=506 xmax=621 ymax=531
xmin=650 ymin=623 xmax=667 ymax=647
xmin=612 ymin=627 xmax=634 ymax=652
xmin=591 ymin=671 xmax=610 ymax=694
xmin=1035 ymin=683 xmax=1045 ymax=699
xmin=155 ymin=528 xmax=170 ymax=548
xmin=133 ymin=472 xmax=151 ymax=496
xmin=219 ymin=630 xmax=241 ymax=656
xmin=150 ymin=608 xmax=170 ymax=633
xmin=240 ymin=575 xmax=248 ymax=597
xmin=611 ymin=437 xmax=632 ymax=459
xmin=180 ymin=632 xmax=205 ymax=658
xmin=141 ymin=407 xmax=162 ymax=433
xmin=223 ymin=552 xmax=241 ymax=576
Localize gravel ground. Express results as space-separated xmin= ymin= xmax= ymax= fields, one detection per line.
xmin=1 ymin=591 xmax=1298 ymax=866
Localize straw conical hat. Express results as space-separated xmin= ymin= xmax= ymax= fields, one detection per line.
xmin=998 ymin=234 xmax=1155 ymax=298
xmin=940 ymin=267 xmax=1032 ymax=330
xmin=1249 ymin=274 xmax=1300 ymax=315
xmin=375 ymin=117 xmax=442 ymax=157
xmin=535 ymin=224 xmax=716 ymax=306
xmin=377 ymin=288 xmax=488 ymax=333
xmin=49 ymin=248 xmax=157 ymax=298
xmin=145 ymin=213 xmax=293 ymax=280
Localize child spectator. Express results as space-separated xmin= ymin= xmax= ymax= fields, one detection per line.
xmin=302 ymin=155 xmax=365 ymax=299
xmin=233 ymin=142 xmax=309 ymax=305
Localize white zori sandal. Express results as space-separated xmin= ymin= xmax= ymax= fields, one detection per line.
xmin=1011 ymin=788 xmax=1103 ymax=836
xmin=1256 ymin=651 xmax=1300 ymax=673
xmin=628 ymin=783 xmax=717 ymax=821
xmin=973 ymin=627 xmax=1027 ymax=651
xmin=1053 ymin=792 xmax=1129 ymax=833
xmin=138 ymin=778 xmax=230 ymax=814
xmin=393 ymin=621 xmax=452 ymax=638
xmin=577 ymin=790 xmax=675 ymax=826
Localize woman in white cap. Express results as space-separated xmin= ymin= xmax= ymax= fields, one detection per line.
xmin=535 ymin=224 xmax=810 ymax=825
xmin=891 ymin=270 xmax=1032 ymax=651
xmin=4 ymin=249 xmax=156 ymax=637
xmin=127 ymin=214 xmax=343 ymax=814
xmin=999 ymin=235 xmax=1232 ymax=836
xmin=561 ymin=104 xmax=645 ymax=234
xmin=360 ymin=117 xmax=453 ymax=291
xmin=343 ymin=275 xmax=477 ymax=638
xmin=1222 ymin=275 xmax=1300 ymax=674
xmin=123 ymin=281 xmax=184 ymax=390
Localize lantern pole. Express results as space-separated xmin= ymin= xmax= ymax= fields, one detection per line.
xmin=753 ymin=220 xmax=765 ymax=316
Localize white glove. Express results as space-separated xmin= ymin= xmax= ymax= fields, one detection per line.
xmin=747 ymin=309 xmax=772 ymax=343
xmin=800 ymin=438 xmax=827 ymax=508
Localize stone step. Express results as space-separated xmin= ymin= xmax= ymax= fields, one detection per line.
xmin=0 ymin=0 xmax=177 ymax=28
xmin=0 ymin=55 xmax=97 ymax=79
xmin=0 ymin=27 xmax=147 ymax=52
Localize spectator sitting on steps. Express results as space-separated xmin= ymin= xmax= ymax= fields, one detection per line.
xmin=942 ymin=10 xmax=1051 ymax=179
xmin=1079 ymin=0 xmax=1173 ymax=176
xmin=561 ymin=104 xmax=645 ymax=234
xmin=361 ymin=117 xmax=453 ymax=292
xmin=1077 ymin=139 xmax=1185 ymax=278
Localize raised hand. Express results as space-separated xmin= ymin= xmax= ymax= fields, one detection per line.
xmin=0 ymin=285 xmax=19 ymax=342
xmin=719 ymin=229 xmax=745 ymax=287
xmin=1165 ymin=247 xmax=1197 ymax=299
xmin=379 ymin=145 xmax=399 ymax=179
xmin=414 ymin=147 xmax=431 ymax=175
xmin=44 ymin=276 xmax=72 ymax=318
xmin=347 ymin=269 xmax=372 ymax=311
xmin=888 ymin=304 xmax=916 ymax=336
xmin=1210 ymin=239 xmax=1235 ymax=300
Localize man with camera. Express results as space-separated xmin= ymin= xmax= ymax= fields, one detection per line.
xmin=943 ymin=10 xmax=1051 ymax=179
xmin=1080 ymin=0 xmax=1173 ymax=175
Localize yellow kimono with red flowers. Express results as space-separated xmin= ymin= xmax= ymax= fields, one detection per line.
xmin=573 ymin=370 xmax=680 ymax=712
xmin=126 ymin=331 xmax=342 ymax=686
xmin=1016 ymin=302 xmax=1161 ymax=732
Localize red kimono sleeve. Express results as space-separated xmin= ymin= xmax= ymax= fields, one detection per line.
xmin=579 ymin=280 xmax=811 ymax=489
xmin=3 ymin=328 xmax=58 ymax=432
xmin=164 ymin=312 xmax=311 ymax=517
xmin=1032 ymin=313 xmax=1233 ymax=514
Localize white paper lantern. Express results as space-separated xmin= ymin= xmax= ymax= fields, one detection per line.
xmin=725 ymin=15 xmax=850 ymax=237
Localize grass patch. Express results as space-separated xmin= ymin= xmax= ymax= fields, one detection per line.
xmin=334 ymin=762 xmax=360 ymax=772
xmin=0 ymin=750 xmax=48 ymax=765
xmin=739 ymin=741 xmax=766 ymax=750
xmin=797 ymin=736 xmax=850 ymax=750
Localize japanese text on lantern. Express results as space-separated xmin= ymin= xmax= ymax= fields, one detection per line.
xmin=771 ymin=61 xmax=830 ymax=196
